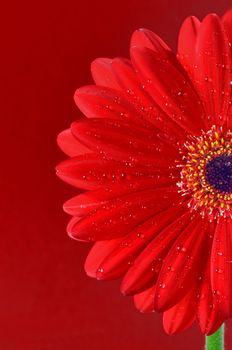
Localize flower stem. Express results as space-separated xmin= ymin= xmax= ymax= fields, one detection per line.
xmin=205 ymin=325 xmax=225 ymax=350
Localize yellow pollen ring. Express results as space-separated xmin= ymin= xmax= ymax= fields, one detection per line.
xmin=178 ymin=126 xmax=232 ymax=219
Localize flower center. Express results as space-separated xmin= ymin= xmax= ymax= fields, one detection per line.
xmin=205 ymin=154 xmax=232 ymax=193
xmin=177 ymin=126 xmax=232 ymax=219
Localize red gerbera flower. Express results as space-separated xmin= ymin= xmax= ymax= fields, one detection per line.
xmin=56 ymin=10 xmax=232 ymax=335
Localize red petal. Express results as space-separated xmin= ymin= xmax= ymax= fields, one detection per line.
xmin=98 ymin=204 xmax=188 ymax=280
xmin=74 ymin=85 xmax=150 ymax=129
xmin=222 ymin=9 xmax=232 ymax=42
xmin=56 ymin=153 xmax=109 ymax=190
xmin=111 ymin=58 xmax=186 ymax=144
xmin=194 ymin=14 xmax=232 ymax=126
xmin=131 ymin=28 xmax=171 ymax=54
xmin=197 ymin=262 xmax=224 ymax=335
xmin=57 ymin=129 xmax=91 ymax=157
xmin=56 ymin=153 xmax=178 ymax=191
xmin=134 ymin=285 xmax=156 ymax=313
xmin=163 ymin=287 xmax=196 ymax=335
xmin=71 ymin=118 xmax=178 ymax=164
xmin=92 ymin=57 xmax=185 ymax=146
xmin=154 ymin=216 xmax=209 ymax=311
xmin=110 ymin=57 xmax=186 ymax=145
xmin=131 ymin=46 xmax=205 ymax=134
xmin=68 ymin=187 xmax=180 ymax=241
xmin=63 ymin=172 xmax=178 ymax=216
xmin=211 ymin=218 xmax=232 ymax=319
xmin=66 ymin=217 xmax=83 ymax=240
xmin=91 ymin=58 xmax=121 ymax=90
xmin=178 ymin=16 xmax=200 ymax=76
xmin=120 ymin=210 xmax=191 ymax=295
xmin=84 ymin=239 xmax=123 ymax=278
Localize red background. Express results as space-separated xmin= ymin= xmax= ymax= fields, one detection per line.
xmin=1 ymin=0 xmax=232 ymax=349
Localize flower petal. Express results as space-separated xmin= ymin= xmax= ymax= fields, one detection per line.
xmin=178 ymin=16 xmax=200 ymax=76
xmin=194 ymin=14 xmax=232 ymax=126
xmin=63 ymin=171 xmax=178 ymax=216
xmin=130 ymin=46 xmax=205 ymax=134
xmin=74 ymin=85 xmax=150 ymax=129
xmin=163 ymin=287 xmax=196 ymax=335
xmin=197 ymin=263 xmax=224 ymax=335
xmin=56 ymin=153 xmax=178 ymax=190
xmin=211 ymin=218 xmax=232 ymax=319
xmin=71 ymin=118 xmax=178 ymax=163
xmin=153 ymin=216 xmax=209 ymax=311
xmin=222 ymin=9 xmax=232 ymax=42
xmin=67 ymin=187 xmax=180 ymax=241
xmin=105 ymin=57 xmax=187 ymax=144
xmin=120 ymin=210 xmax=191 ymax=295
xmin=91 ymin=58 xmax=121 ymax=89
xmin=91 ymin=57 xmax=186 ymax=145
xmin=134 ymin=285 xmax=156 ymax=313
xmin=84 ymin=238 xmax=123 ymax=278
xmin=57 ymin=129 xmax=91 ymax=157
xmin=97 ymin=204 xmax=188 ymax=280
xmin=131 ymin=28 xmax=171 ymax=54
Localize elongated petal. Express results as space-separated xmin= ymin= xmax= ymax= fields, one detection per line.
xmin=154 ymin=216 xmax=209 ymax=311
xmin=74 ymin=85 xmax=150 ymax=129
xmin=134 ymin=285 xmax=156 ymax=313
xmin=97 ymin=204 xmax=188 ymax=280
xmin=222 ymin=9 xmax=232 ymax=42
xmin=111 ymin=58 xmax=186 ymax=144
xmin=57 ymin=129 xmax=91 ymax=157
xmin=91 ymin=57 xmax=185 ymax=145
xmin=67 ymin=187 xmax=180 ymax=241
xmin=197 ymin=263 xmax=224 ymax=335
xmin=66 ymin=217 xmax=83 ymax=240
xmin=194 ymin=14 xmax=232 ymax=126
xmin=56 ymin=153 xmax=178 ymax=190
xmin=211 ymin=218 xmax=232 ymax=319
xmin=178 ymin=16 xmax=200 ymax=76
xmin=131 ymin=46 xmax=205 ymax=134
xmin=131 ymin=28 xmax=171 ymax=54
xmin=121 ymin=211 xmax=191 ymax=295
xmin=71 ymin=118 xmax=178 ymax=163
xmin=63 ymin=173 xmax=178 ymax=216
xmin=163 ymin=287 xmax=196 ymax=335
xmin=56 ymin=153 xmax=112 ymax=190
xmin=91 ymin=58 xmax=121 ymax=89
xmin=84 ymin=239 xmax=123 ymax=278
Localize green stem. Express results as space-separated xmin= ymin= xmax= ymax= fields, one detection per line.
xmin=205 ymin=325 xmax=225 ymax=350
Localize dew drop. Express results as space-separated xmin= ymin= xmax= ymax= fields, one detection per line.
xmin=215 ymin=268 xmax=223 ymax=274
xmin=213 ymin=289 xmax=221 ymax=295
xmin=167 ymin=266 xmax=174 ymax=272
xmin=137 ymin=232 xmax=145 ymax=239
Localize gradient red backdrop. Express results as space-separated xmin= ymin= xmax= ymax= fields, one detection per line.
xmin=1 ymin=0 xmax=232 ymax=349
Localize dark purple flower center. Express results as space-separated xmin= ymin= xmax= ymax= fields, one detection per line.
xmin=205 ymin=154 xmax=232 ymax=193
